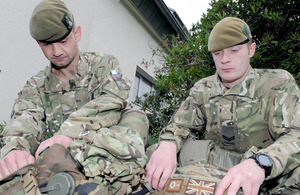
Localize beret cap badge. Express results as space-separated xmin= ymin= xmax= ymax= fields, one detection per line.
xmin=62 ymin=13 xmax=73 ymax=31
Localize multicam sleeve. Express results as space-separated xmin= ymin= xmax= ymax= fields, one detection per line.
xmin=248 ymin=76 xmax=300 ymax=179
xmin=292 ymin=98 xmax=300 ymax=129
xmin=159 ymin=82 xmax=206 ymax=151
xmin=88 ymin=53 xmax=131 ymax=101
xmin=58 ymin=53 xmax=133 ymax=138
xmin=58 ymin=93 xmax=126 ymax=138
xmin=0 ymin=80 xmax=46 ymax=158
xmin=118 ymin=109 xmax=149 ymax=145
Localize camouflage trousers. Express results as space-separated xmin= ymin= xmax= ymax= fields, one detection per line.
xmin=147 ymin=139 xmax=300 ymax=195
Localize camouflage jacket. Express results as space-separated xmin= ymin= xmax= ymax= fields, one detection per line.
xmin=0 ymin=52 xmax=132 ymax=158
xmin=160 ymin=67 xmax=300 ymax=179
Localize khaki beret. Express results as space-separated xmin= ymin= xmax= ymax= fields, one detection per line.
xmin=208 ymin=17 xmax=252 ymax=51
xmin=29 ymin=0 xmax=74 ymax=43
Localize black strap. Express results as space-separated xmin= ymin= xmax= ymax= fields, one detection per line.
xmin=131 ymin=187 xmax=150 ymax=195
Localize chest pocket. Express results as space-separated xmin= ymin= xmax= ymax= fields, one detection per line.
xmin=205 ymin=95 xmax=234 ymax=149
xmin=43 ymin=87 xmax=90 ymax=135
xmin=206 ymin=95 xmax=269 ymax=152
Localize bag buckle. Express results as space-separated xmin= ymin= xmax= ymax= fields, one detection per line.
xmin=21 ymin=170 xmax=42 ymax=195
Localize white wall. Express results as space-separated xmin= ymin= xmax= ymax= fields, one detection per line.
xmin=0 ymin=0 xmax=162 ymax=122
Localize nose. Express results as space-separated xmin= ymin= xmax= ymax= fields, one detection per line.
xmin=52 ymin=43 xmax=63 ymax=57
xmin=221 ymin=51 xmax=230 ymax=64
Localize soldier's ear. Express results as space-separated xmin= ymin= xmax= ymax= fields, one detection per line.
xmin=73 ymin=26 xmax=81 ymax=42
xmin=249 ymin=42 xmax=256 ymax=58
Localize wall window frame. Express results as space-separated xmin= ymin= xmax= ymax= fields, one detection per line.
xmin=132 ymin=66 xmax=156 ymax=102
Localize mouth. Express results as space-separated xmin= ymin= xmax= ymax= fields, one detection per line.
xmin=53 ymin=57 xmax=66 ymax=61
xmin=222 ymin=68 xmax=233 ymax=72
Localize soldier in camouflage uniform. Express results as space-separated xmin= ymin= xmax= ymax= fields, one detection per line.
xmin=146 ymin=17 xmax=300 ymax=195
xmin=0 ymin=0 xmax=149 ymax=194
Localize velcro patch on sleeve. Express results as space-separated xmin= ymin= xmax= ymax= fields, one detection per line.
xmin=185 ymin=178 xmax=216 ymax=195
xmin=110 ymin=69 xmax=130 ymax=90
xmin=115 ymin=79 xmax=130 ymax=90
xmin=165 ymin=178 xmax=184 ymax=192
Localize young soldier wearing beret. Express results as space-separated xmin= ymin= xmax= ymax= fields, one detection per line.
xmin=146 ymin=17 xmax=300 ymax=194
xmin=0 ymin=0 xmax=149 ymax=194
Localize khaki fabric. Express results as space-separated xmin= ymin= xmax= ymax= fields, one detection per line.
xmin=30 ymin=0 xmax=74 ymax=43
xmin=208 ymin=17 xmax=252 ymax=51
xmin=159 ymin=68 xmax=300 ymax=193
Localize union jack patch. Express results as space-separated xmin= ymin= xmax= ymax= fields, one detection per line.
xmin=111 ymin=70 xmax=121 ymax=80
xmin=78 ymin=131 xmax=90 ymax=137
xmin=185 ymin=178 xmax=216 ymax=195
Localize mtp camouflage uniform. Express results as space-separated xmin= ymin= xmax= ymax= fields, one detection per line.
xmin=157 ymin=67 xmax=300 ymax=194
xmin=0 ymin=52 xmax=149 ymax=194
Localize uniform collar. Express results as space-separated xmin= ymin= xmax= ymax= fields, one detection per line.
xmin=213 ymin=67 xmax=256 ymax=98
xmin=44 ymin=52 xmax=89 ymax=92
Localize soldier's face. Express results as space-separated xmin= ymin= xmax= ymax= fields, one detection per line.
xmin=212 ymin=42 xmax=256 ymax=88
xmin=38 ymin=26 xmax=82 ymax=68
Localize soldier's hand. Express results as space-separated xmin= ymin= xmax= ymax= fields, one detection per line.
xmin=0 ymin=150 xmax=35 ymax=179
xmin=215 ymin=159 xmax=265 ymax=195
xmin=35 ymin=134 xmax=73 ymax=158
xmin=145 ymin=141 xmax=177 ymax=191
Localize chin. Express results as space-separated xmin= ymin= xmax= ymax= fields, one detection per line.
xmin=51 ymin=63 xmax=69 ymax=69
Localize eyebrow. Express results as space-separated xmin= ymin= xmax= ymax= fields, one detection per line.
xmin=213 ymin=50 xmax=222 ymax=53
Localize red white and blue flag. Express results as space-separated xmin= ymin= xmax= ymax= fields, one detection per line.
xmin=185 ymin=178 xmax=216 ymax=195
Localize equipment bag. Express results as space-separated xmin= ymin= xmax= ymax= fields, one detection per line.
xmin=0 ymin=144 xmax=109 ymax=195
